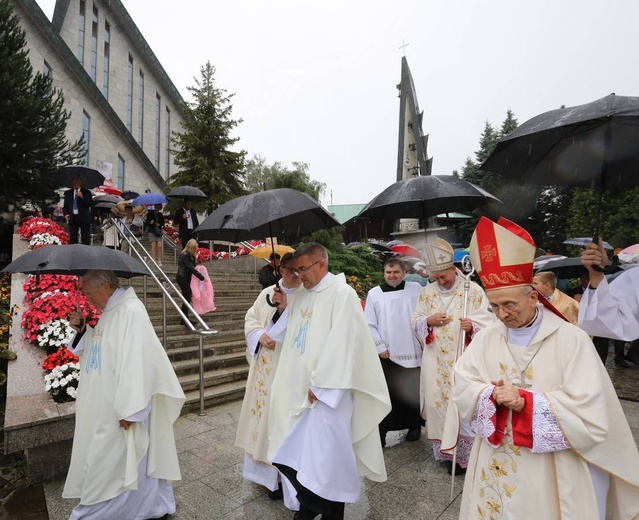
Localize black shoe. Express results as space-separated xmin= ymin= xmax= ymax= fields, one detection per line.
xmin=615 ymin=358 xmax=631 ymax=368
xmin=405 ymin=427 xmax=421 ymax=441
xmin=626 ymin=356 xmax=639 ymax=365
xmin=380 ymin=430 xmax=386 ymax=448
xmin=268 ymin=484 xmax=283 ymax=500
xmin=447 ymin=462 xmax=466 ymax=476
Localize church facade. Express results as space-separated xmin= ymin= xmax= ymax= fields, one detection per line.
xmin=13 ymin=0 xmax=186 ymax=194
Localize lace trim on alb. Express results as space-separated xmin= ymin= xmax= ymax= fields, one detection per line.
xmin=531 ymin=393 xmax=570 ymax=453
xmin=471 ymin=386 xmax=497 ymax=444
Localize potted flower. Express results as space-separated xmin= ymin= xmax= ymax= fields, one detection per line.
xmin=42 ymin=347 xmax=80 ymax=403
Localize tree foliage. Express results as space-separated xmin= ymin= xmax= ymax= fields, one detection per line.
xmin=0 ymin=0 xmax=83 ymax=219
xmin=245 ymin=154 xmax=325 ymax=201
xmin=169 ymin=62 xmax=246 ymax=213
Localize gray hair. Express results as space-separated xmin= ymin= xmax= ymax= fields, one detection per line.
xmin=81 ymin=270 xmax=119 ymax=289
xmin=295 ymin=243 xmax=329 ymax=264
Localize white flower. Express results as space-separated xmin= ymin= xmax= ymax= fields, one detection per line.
xmin=45 ymin=384 xmax=51 ymax=392
xmin=51 ymin=379 xmax=60 ymax=388
xmin=59 ymin=379 xmax=68 ymax=387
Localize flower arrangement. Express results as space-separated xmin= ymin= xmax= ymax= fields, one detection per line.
xmin=194 ymin=239 xmax=262 ymax=263
xmin=20 ymin=203 xmax=41 ymax=215
xmin=29 ymin=233 xmax=62 ymax=250
xmin=18 ymin=217 xmax=68 ymax=244
xmin=44 ymin=361 xmax=80 ymax=403
xmin=36 ymin=319 xmax=75 ymax=353
xmin=42 ymin=347 xmax=79 ymax=371
xmin=22 ymin=275 xmax=78 ymax=304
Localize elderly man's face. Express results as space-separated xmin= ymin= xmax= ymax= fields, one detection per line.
xmin=294 ymin=253 xmax=325 ymax=289
xmin=487 ymin=286 xmax=538 ymax=328
xmin=432 ymin=267 xmax=457 ymax=290
xmin=80 ymin=280 xmax=114 ymax=311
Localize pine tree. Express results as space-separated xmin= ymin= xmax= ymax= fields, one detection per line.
xmin=169 ymin=62 xmax=247 ymax=214
xmin=0 ymin=0 xmax=83 ymax=217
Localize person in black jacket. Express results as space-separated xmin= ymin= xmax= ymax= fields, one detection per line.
xmin=173 ymin=199 xmax=199 ymax=248
xmin=176 ymin=239 xmax=205 ymax=326
xmin=63 ymin=176 xmax=93 ymax=244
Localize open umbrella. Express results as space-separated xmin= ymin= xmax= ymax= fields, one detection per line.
xmin=533 ymin=254 xmax=566 ymax=271
xmin=481 ymin=93 xmax=639 ymax=239
xmin=249 ymin=244 xmax=295 ymax=260
xmin=357 ymin=175 xmax=500 ymax=222
xmin=563 ymin=237 xmax=613 ymax=250
xmin=536 ymin=257 xmax=585 ymax=279
xmin=121 ymin=190 xmax=140 ymax=201
xmin=391 ymin=244 xmax=420 ymax=257
xmin=94 ymin=185 xmax=122 ymax=196
xmin=1 ymin=244 xmax=149 ymax=278
xmin=195 ymin=188 xmax=341 ymax=243
xmin=54 ymin=165 xmax=105 ymax=189
xmin=92 ymin=194 xmax=123 ymax=205
xmin=619 ymin=243 xmax=639 ymax=255
xmin=131 ymin=193 xmax=169 ymax=206
xmin=167 ymin=186 xmax=207 ymax=200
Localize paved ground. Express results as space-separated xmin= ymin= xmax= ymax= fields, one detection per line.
xmin=43 ymin=393 xmax=639 ymax=520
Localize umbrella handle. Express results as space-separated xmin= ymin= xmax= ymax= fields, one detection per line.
xmin=266 ymin=294 xmax=278 ymax=307
xmin=592 ymin=254 xmax=620 ymax=274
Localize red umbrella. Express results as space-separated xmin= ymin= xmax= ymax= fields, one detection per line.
xmin=391 ymin=244 xmax=420 ymax=257
xmin=94 ymin=185 xmax=122 ymax=196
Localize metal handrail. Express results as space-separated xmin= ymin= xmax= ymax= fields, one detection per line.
xmin=109 ymin=218 xmax=218 ymax=415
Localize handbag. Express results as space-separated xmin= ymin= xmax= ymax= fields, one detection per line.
xmin=153 ymin=226 xmax=163 ymax=237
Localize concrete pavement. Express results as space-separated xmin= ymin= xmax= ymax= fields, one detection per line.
xmin=43 ymin=396 xmax=639 ymax=520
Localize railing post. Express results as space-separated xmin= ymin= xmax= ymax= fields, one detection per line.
xmin=162 ymin=282 xmax=167 ymax=349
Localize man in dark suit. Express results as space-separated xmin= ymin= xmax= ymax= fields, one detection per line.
xmin=173 ymin=199 xmax=199 ymax=247
xmin=63 ymin=176 xmax=93 ymax=245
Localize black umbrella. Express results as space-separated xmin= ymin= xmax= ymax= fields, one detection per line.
xmin=92 ymin=194 xmax=123 ymax=205
xmin=536 ymin=257 xmax=586 ymax=279
xmin=167 ymin=186 xmax=207 ymax=200
xmin=1 ymin=244 xmax=149 ymax=279
xmin=356 ymin=175 xmax=500 ymax=222
xmin=481 ymin=93 xmax=639 ymax=239
xmin=54 ymin=165 xmax=105 ymax=189
xmin=121 ymin=190 xmax=140 ymax=200
xmin=195 ymin=188 xmax=341 ymax=243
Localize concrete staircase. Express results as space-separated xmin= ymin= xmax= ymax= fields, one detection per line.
xmin=129 ymin=238 xmax=262 ymax=414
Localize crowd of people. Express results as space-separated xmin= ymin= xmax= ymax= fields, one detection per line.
xmin=61 ymin=218 xmax=639 ymax=519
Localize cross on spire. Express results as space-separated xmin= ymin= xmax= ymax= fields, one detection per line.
xmin=399 ymin=40 xmax=409 ymax=56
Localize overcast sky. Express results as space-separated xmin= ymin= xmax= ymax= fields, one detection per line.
xmin=36 ymin=0 xmax=639 ymax=207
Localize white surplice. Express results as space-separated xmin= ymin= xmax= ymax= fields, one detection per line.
xmin=63 ymin=288 xmax=185 ymax=519
xmin=268 ymin=273 xmax=391 ymax=503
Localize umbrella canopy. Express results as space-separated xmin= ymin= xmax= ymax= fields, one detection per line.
xmin=194 ymin=188 xmax=341 ymax=243
xmin=92 ymin=194 xmax=123 ymax=205
xmin=121 ymin=190 xmax=140 ymax=200
xmin=167 ymin=186 xmax=207 ymax=200
xmin=249 ymin=244 xmax=295 ymax=260
xmin=54 ymin=165 xmax=105 ymax=189
xmin=369 ymin=242 xmax=392 ymax=253
xmin=619 ymin=243 xmax=639 ymax=255
xmin=93 ymin=202 xmax=117 ymax=210
xmin=453 ymin=248 xmax=470 ymax=263
xmin=482 ymin=94 xmax=639 ymax=190
xmin=563 ymin=237 xmax=613 ymax=250
xmin=536 ymin=257 xmax=587 ymax=279
xmin=131 ymin=193 xmax=169 ymax=206
xmin=357 ymin=175 xmax=500 ymax=222
xmin=391 ymin=244 xmax=420 ymax=257
xmin=1 ymin=244 xmax=149 ymax=278
xmin=94 ymin=185 xmax=122 ymax=195
xmin=533 ymin=254 xmax=567 ymax=271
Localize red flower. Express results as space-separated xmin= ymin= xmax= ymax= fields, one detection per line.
xmin=18 ymin=217 xmax=69 ymax=244
xmin=42 ymin=347 xmax=79 ymax=371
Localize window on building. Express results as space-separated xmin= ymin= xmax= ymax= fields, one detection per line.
xmin=117 ymin=155 xmax=125 ymax=190
xmin=155 ymin=93 xmax=161 ymax=170
xmin=89 ymin=6 xmax=98 ymax=80
xmin=126 ymin=55 xmax=133 ymax=132
xmin=165 ymin=107 xmax=171 ymax=179
xmin=137 ymin=70 xmax=144 ymax=146
xmin=82 ymin=110 xmax=91 ymax=165
xmin=77 ymin=0 xmax=86 ymax=63
xmin=102 ymin=21 xmax=110 ymax=99
xmin=43 ymin=60 xmax=52 ymax=76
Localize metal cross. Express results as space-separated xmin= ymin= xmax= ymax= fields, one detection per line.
xmin=399 ymin=40 xmax=410 ymax=56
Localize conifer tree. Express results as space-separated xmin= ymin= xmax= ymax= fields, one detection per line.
xmin=169 ymin=62 xmax=247 ymax=213
xmin=0 ymin=0 xmax=83 ymax=218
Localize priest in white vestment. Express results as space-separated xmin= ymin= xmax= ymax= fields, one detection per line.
xmin=365 ymin=257 xmax=423 ymax=446
xmin=267 ymin=243 xmax=391 ymax=520
xmin=63 ymin=270 xmax=185 ymax=520
xmin=236 ymin=252 xmax=302 ymax=507
xmin=453 ymin=217 xmax=639 ymax=520
xmin=411 ymin=238 xmax=494 ymax=473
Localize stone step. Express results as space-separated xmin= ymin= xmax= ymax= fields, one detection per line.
xmin=178 ymin=365 xmax=249 ymax=393
xmin=166 ymin=339 xmax=246 ymax=362
xmin=171 ymin=350 xmax=248 ymax=377
xmin=182 ymin=380 xmax=248 ymax=415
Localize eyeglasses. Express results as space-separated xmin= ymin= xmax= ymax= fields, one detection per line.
xmin=292 ymin=260 xmax=321 ymax=275
xmin=488 ymin=292 xmax=531 ymax=313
